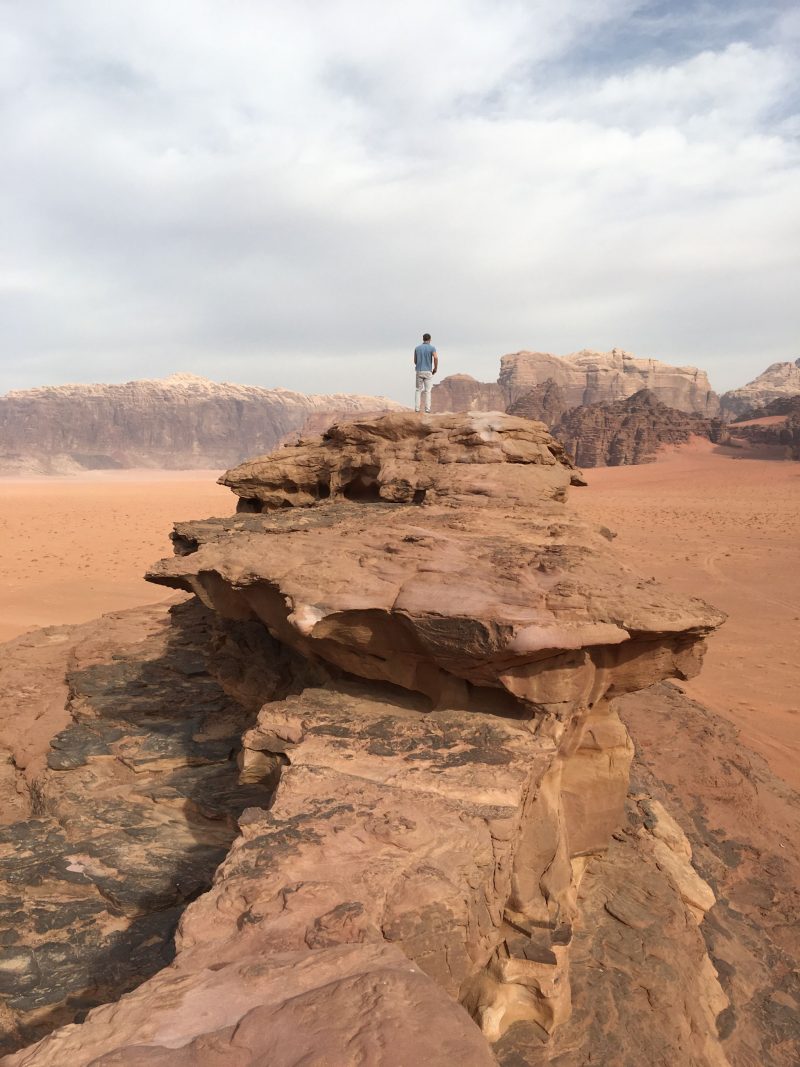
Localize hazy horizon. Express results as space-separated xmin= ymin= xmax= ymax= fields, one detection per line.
xmin=2 ymin=346 xmax=796 ymax=407
xmin=2 ymin=2 xmax=798 ymax=403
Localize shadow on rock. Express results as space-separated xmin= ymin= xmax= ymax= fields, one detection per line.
xmin=0 ymin=598 xmax=283 ymax=1054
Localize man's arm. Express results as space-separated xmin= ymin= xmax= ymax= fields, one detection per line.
xmin=432 ymin=349 xmax=438 ymax=375
xmin=413 ymin=350 xmax=417 ymax=367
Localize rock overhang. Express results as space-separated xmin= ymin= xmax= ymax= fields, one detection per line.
xmin=147 ymin=413 xmax=724 ymax=718
xmin=6 ymin=412 xmax=732 ymax=1064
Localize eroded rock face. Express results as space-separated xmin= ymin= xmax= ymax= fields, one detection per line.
xmin=720 ymin=359 xmax=800 ymax=420
xmin=433 ymin=349 xmax=720 ymax=418
xmin=217 ymin=410 xmax=581 ymax=512
xmin=723 ymin=396 xmax=800 ymax=460
xmin=506 ymin=380 xmax=568 ymax=427
xmin=5 ymin=413 xmax=731 ymax=1066
xmin=428 ymin=373 xmax=506 ymax=413
xmin=0 ymin=600 xmax=286 ymax=1054
xmin=0 ymin=374 xmax=403 ymax=473
xmin=553 ymin=389 xmax=719 ymax=468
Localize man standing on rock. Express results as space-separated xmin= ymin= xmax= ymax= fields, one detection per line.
xmin=413 ymin=333 xmax=438 ymax=414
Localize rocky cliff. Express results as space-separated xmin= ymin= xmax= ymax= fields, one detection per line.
xmin=1 ymin=412 xmax=745 ymax=1067
xmin=723 ymin=396 xmax=800 ymax=460
xmin=553 ymin=390 xmax=718 ymax=468
xmin=0 ymin=373 xmax=404 ymax=472
xmin=720 ymin=359 xmax=800 ymax=420
xmin=433 ymin=349 xmax=720 ymax=418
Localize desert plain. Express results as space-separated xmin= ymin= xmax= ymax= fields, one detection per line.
xmin=571 ymin=439 xmax=800 ymax=790
xmin=1 ymin=440 xmax=797 ymax=790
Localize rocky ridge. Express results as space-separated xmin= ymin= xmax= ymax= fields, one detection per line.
xmin=553 ymin=389 xmax=720 ymax=467
xmin=1 ymin=412 xmax=734 ymax=1066
xmin=721 ymin=397 xmax=800 ymax=460
xmin=433 ymin=349 xmax=720 ymax=419
xmin=720 ymin=359 xmax=800 ymax=420
xmin=0 ymin=373 xmax=403 ymax=473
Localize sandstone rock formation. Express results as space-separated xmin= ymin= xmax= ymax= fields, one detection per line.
xmin=0 ymin=373 xmax=403 ymax=473
xmin=720 ymin=359 xmax=800 ymax=420
xmin=0 ymin=599 xmax=292 ymax=1054
xmin=506 ymin=381 xmax=568 ymax=427
xmin=617 ymin=683 xmax=800 ymax=1067
xmin=722 ymin=397 xmax=800 ymax=460
xmin=3 ymin=413 xmax=742 ymax=1066
xmin=433 ymin=349 xmax=720 ymax=418
xmin=553 ymin=389 xmax=719 ymax=468
xmin=427 ymin=372 xmax=506 ymax=414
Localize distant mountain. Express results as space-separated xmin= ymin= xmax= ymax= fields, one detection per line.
xmin=433 ymin=348 xmax=720 ymax=418
xmin=0 ymin=373 xmax=405 ymax=473
xmin=720 ymin=359 xmax=800 ymax=420
xmin=552 ymin=389 xmax=718 ymax=468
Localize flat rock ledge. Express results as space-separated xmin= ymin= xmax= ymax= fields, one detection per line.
xmin=5 ymin=414 xmax=729 ymax=1067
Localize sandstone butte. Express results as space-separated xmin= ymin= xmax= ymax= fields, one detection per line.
xmin=2 ymin=413 xmax=737 ymax=1067
xmin=431 ymin=348 xmax=721 ymax=420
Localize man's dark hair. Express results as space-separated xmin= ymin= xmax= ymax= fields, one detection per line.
xmin=422 ymin=333 xmax=431 ymax=342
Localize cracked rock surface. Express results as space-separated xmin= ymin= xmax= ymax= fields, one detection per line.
xmin=3 ymin=413 xmax=738 ymax=1066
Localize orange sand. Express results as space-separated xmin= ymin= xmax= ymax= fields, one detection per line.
xmin=571 ymin=439 xmax=800 ymax=789
xmin=0 ymin=471 xmax=232 ymax=643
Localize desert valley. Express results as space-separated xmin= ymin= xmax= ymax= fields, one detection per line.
xmin=0 ymin=348 xmax=798 ymax=1066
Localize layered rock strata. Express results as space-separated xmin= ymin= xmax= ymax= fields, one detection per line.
xmin=0 ymin=600 xmax=287 ymax=1054
xmin=553 ymin=389 xmax=720 ymax=467
xmin=433 ymin=349 xmax=720 ymax=418
xmin=723 ymin=397 xmax=800 ymax=460
xmin=5 ymin=413 xmax=729 ymax=1065
xmin=505 ymin=380 xmax=568 ymax=426
xmin=0 ymin=373 xmax=403 ymax=473
xmin=720 ymin=359 xmax=800 ymax=420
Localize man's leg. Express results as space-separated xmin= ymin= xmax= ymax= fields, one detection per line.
xmin=415 ymin=372 xmax=424 ymax=412
xmin=423 ymin=371 xmax=433 ymax=413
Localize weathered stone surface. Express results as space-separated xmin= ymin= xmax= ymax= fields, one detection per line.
xmin=722 ymin=396 xmax=800 ymax=460
xmin=494 ymin=794 xmax=728 ymax=1067
xmin=150 ymin=507 xmax=720 ymax=719
xmin=507 ymin=380 xmax=569 ymax=427
xmin=0 ymin=600 xmax=280 ymax=1054
xmin=428 ymin=373 xmax=506 ymax=413
xmin=433 ymin=349 xmax=720 ymax=418
xmin=5 ymin=413 xmax=734 ymax=1067
xmin=619 ymin=682 xmax=800 ymax=1067
xmin=720 ymin=358 xmax=800 ymax=420
xmin=217 ymin=410 xmax=580 ymax=511
xmin=3 ymin=944 xmax=498 ymax=1067
xmin=553 ymin=389 xmax=719 ymax=468
xmin=0 ymin=373 xmax=403 ymax=473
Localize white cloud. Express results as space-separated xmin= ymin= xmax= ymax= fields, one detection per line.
xmin=0 ymin=1 xmax=797 ymax=400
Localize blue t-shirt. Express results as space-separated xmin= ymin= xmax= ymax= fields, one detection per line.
xmin=414 ymin=343 xmax=437 ymax=372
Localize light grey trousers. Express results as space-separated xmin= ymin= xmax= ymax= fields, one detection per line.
xmin=415 ymin=370 xmax=433 ymax=412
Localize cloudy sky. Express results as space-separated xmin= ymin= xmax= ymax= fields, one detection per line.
xmin=1 ymin=1 xmax=798 ymax=402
